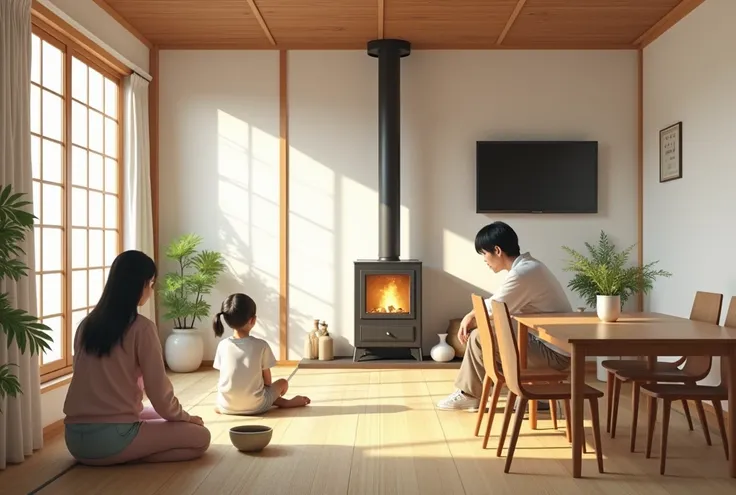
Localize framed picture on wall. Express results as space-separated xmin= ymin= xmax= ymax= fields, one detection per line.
xmin=659 ymin=122 xmax=682 ymax=182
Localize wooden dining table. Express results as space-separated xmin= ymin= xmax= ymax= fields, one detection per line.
xmin=513 ymin=312 xmax=736 ymax=478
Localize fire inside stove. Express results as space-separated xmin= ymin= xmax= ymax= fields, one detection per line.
xmin=365 ymin=273 xmax=411 ymax=314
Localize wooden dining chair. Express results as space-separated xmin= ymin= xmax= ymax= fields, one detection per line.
xmin=642 ymin=296 xmax=736 ymax=475
xmin=471 ymin=295 xmax=568 ymax=449
xmin=490 ymin=299 xmax=605 ymax=474
xmin=606 ymin=291 xmax=723 ymax=452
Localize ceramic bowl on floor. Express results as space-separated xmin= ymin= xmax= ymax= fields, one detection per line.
xmin=229 ymin=425 xmax=273 ymax=452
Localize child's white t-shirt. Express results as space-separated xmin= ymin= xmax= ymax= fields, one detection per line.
xmin=213 ymin=336 xmax=277 ymax=413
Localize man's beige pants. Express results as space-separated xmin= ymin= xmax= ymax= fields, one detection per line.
xmin=454 ymin=328 xmax=571 ymax=398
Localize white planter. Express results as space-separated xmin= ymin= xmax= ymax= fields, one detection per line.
xmin=165 ymin=328 xmax=204 ymax=373
xmin=430 ymin=333 xmax=455 ymax=362
xmin=596 ymin=295 xmax=621 ymax=322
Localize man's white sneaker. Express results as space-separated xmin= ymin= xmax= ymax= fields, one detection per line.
xmin=436 ymin=390 xmax=480 ymax=411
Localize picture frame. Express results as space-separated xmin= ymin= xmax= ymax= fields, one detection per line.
xmin=659 ymin=122 xmax=682 ymax=182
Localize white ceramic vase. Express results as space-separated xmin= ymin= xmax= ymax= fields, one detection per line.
xmin=596 ymin=295 xmax=621 ymax=322
xmin=165 ymin=328 xmax=204 ymax=373
xmin=430 ymin=333 xmax=455 ymax=362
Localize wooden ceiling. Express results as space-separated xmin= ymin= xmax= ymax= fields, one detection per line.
xmin=97 ymin=0 xmax=696 ymax=50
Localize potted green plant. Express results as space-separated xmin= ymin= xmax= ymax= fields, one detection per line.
xmin=159 ymin=234 xmax=225 ymax=372
xmin=563 ymin=231 xmax=671 ymax=322
xmin=563 ymin=231 xmax=671 ymax=381
xmin=0 ymin=185 xmax=52 ymax=411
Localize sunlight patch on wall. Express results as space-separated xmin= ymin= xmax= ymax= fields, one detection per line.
xmin=288 ymin=147 xmax=336 ymax=356
xmin=215 ymin=109 xmax=280 ymax=352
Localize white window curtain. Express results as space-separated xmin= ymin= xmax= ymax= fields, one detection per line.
xmin=123 ymin=73 xmax=156 ymax=321
xmin=0 ymin=0 xmax=44 ymax=470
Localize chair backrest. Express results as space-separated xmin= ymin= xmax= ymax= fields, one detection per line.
xmin=689 ymin=291 xmax=723 ymax=323
xmin=682 ymin=291 xmax=723 ymax=378
xmin=718 ymin=296 xmax=736 ymax=386
xmin=471 ymin=294 xmax=503 ymax=384
xmin=724 ymin=296 xmax=736 ymax=328
xmin=490 ymin=299 xmax=524 ymax=397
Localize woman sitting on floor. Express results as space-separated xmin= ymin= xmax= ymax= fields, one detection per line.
xmin=63 ymin=250 xmax=211 ymax=465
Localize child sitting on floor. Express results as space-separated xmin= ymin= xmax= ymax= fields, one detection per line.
xmin=213 ymin=293 xmax=310 ymax=415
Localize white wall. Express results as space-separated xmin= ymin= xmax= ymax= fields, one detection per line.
xmin=643 ymin=0 xmax=736 ymax=394
xmin=159 ymin=51 xmax=281 ymax=361
xmin=158 ymin=49 xmax=638 ymax=360
xmin=287 ymin=50 xmax=639 ymax=358
xmin=45 ymin=0 xmax=149 ymax=72
xmin=39 ymin=0 xmax=150 ymax=427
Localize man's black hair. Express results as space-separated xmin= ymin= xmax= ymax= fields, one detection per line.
xmin=474 ymin=221 xmax=521 ymax=257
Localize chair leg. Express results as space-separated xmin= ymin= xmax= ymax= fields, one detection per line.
xmin=606 ymin=371 xmax=615 ymax=433
xmin=646 ymin=395 xmax=658 ymax=459
xmin=497 ymin=391 xmax=517 ymax=457
xmin=630 ymin=382 xmax=641 ymax=452
xmin=660 ymin=399 xmax=672 ymax=475
xmin=611 ymin=376 xmax=622 ymax=438
xmin=563 ymin=399 xmax=572 ymax=443
xmin=551 ymin=399 xmax=559 ymax=430
xmin=589 ymin=398 xmax=604 ymax=474
xmin=483 ymin=380 xmax=503 ymax=449
xmin=504 ymin=397 xmax=528 ymax=474
xmin=474 ymin=376 xmax=493 ymax=436
xmin=681 ymin=399 xmax=694 ymax=431
xmin=694 ymin=400 xmax=712 ymax=446
xmin=712 ymin=400 xmax=729 ymax=460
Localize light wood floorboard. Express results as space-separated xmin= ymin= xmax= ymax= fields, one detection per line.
xmin=2 ymin=367 xmax=735 ymax=494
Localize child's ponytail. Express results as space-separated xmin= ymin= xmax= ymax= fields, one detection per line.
xmin=213 ymin=312 xmax=225 ymax=337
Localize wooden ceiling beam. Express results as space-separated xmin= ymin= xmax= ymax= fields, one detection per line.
xmin=91 ymin=0 xmax=152 ymax=49
xmin=496 ymin=0 xmax=527 ymax=45
xmin=246 ymin=0 xmax=277 ymax=46
xmin=635 ymin=0 xmax=706 ymax=48
xmin=378 ymin=0 xmax=385 ymax=39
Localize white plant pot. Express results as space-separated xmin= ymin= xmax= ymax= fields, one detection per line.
xmin=596 ymin=295 xmax=621 ymax=322
xmin=165 ymin=328 xmax=204 ymax=373
xmin=430 ymin=333 xmax=455 ymax=362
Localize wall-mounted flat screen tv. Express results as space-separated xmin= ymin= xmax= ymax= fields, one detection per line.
xmin=476 ymin=140 xmax=598 ymax=214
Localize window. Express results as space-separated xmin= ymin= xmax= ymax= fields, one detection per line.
xmin=31 ymin=25 xmax=122 ymax=381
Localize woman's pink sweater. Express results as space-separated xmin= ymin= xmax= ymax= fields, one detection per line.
xmin=63 ymin=316 xmax=190 ymax=424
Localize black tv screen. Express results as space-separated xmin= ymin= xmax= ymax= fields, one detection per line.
xmin=476 ymin=141 xmax=598 ymax=213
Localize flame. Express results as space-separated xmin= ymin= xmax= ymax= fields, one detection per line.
xmin=378 ymin=279 xmax=401 ymax=311
xmin=365 ymin=274 xmax=410 ymax=313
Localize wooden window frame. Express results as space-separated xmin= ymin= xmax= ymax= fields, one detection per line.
xmin=31 ymin=11 xmax=127 ymax=384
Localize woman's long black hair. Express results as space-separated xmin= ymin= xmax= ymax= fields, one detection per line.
xmin=79 ymin=250 xmax=157 ymax=357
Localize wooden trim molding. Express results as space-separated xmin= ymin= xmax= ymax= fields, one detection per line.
xmin=91 ymin=0 xmax=153 ymax=49
xmin=637 ymin=48 xmax=644 ymax=312
xmin=41 ymin=373 xmax=73 ymax=393
xmin=41 ymin=365 xmax=73 ymax=385
xmin=43 ymin=419 xmax=65 ymax=440
xmin=377 ymin=0 xmax=385 ymax=39
xmin=246 ymin=0 xmax=276 ymax=46
xmin=497 ymin=0 xmax=528 ymax=45
xmin=279 ymin=51 xmax=290 ymax=362
xmin=635 ymin=0 xmax=706 ymax=48
xmin=31 ymin=1 xmax=130 ymax=78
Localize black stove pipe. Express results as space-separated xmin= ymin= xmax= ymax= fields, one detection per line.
xmin=367 ymin=39 xmax=411 ymax=262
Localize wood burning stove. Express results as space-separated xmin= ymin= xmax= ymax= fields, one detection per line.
xmin=353 ymin=39 xmax=422 ymax=362
xmin=353 ymin=260 xmax=422 ymax=361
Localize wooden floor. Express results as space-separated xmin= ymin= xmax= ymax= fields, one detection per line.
xmin=3 ymin=367 xmax=736 ymax=494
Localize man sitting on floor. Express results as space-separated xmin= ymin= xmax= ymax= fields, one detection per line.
xmin=437 ymin=221 xmax=572 ymax=411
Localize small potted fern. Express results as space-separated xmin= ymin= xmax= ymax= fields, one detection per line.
xmin=160 ymin=234 xmax=225 ymax=372
xmin=562 ymin=231 xmax=671 ymax=322
xmin=563 ymin=232 xmax=671 ymax=381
